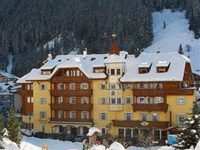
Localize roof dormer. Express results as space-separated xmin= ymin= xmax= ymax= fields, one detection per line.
xmin=138 ymin=62 xmax=152 ymax=74
xmin=156 ymin=61 xmax=171 ymax=73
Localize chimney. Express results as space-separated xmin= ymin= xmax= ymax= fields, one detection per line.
xmin=83 ymin=48 xmax=87 ymax=58
xmin=109 ymin=32 xmax=120 ymax=55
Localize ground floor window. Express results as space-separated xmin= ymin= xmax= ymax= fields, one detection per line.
xmin=161 ymin=130 xmax=167 ymax=140
xmin=132 ymin=129 xmax=139 ymax=137
xmin=118 ymin=129 xmax=124 ymax=138
xmin=126 ymin=128 xmax=131 ymax=138
xmin=154 ymin=130 xmax=160 ymax=140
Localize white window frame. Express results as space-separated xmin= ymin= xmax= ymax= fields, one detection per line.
xmin=40 ymin=97 xmax=46 ymax=104
xmin=39 ymin=84 xmax=46 ymax=90
xmin=40 ymin=111 xmax=46 ymax=119
xmin=57 ymin=83 xmax=65 ymax=90
xmin=81 ymin=111 xmax=89 ymax=119
xmin=177 ymin=97 xmax=186 ymax=105
xmin=70 ymin=111 xmax=76 ymax=119
xmin=58 ymin=96 xmax=64 ymax=104
xmin=125 ymin=112 xmax=132 ymax=121
xmin=69 ymin=83 xmax=76 ymax=90
xmin=27 ymin=97 xmax=33 ymax=103
xmin=81 ymin=97 xmax=89 ymax=104
xmin=80 ymin=83 xmax=89 ymax=90
xmin=100 ymin=113 xmax=107 ymax=120
xmin=69 ymin=97 xmax=76 ymax=104
xmin=41 ymin=125 xmax=45 ymax=132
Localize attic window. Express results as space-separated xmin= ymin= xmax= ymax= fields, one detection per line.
xmin=42 ymin=70 xmax=51 ymax=75
xmin=156 ymin=61 xmax=171 ymax=73
xmin=58 ymin=59 xmax=62 ymax=62
xmin=138 ymin=62 xmax=152 ymax=74
xmin=104 ymin=57 xmax=107 ymax=59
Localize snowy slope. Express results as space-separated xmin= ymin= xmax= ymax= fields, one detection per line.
xmin=145 ymin=9 xmax=200 ymax=76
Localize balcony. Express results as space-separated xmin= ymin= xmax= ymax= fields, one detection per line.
xmin=51 ymin=77 xmax=89 ymax=83
xmin=132 ymin=103 xmax=168 ymax=112
xmin=18 ymin=90 xmax=33 ymax=95
xmin=112 ymin=120 xmax=169 ymax=129
xmin=133 ymin=88 xmax=194 ymax=96
xmin=51 ymin=103 xmax=93 ymax=110
xmin=50 ymin=118 xmax=93 ymax=123
xmin=50 ymin=89 xmax=93 ymax=96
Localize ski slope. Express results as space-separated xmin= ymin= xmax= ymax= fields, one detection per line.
xmin=145 ymin=9 xmax=200 ymax=76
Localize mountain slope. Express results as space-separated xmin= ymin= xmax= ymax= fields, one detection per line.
xmin=145 ymin=9 xmax=200 ymax=75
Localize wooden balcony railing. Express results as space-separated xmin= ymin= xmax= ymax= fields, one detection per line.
xmin=51 ymin=77 xmax=89 ymax=83
xmin=50 ymin=118 xmax=93 ymax=123
xmin=132 ymin=103 xmax=168 ymax=112
xmin=50 ymin=103 xmax=93 ymax=110
xmin=18 ymin=90 xmax=33 ymax=95
xmin=112 ymin=120 xmax=169 ymax=129
xmin=133 ymin=88 xmax=194 ymax=96
xmin=50 ymin=89 xmax=93 ymax=96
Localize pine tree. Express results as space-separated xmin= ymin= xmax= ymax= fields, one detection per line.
xmin=0 ymin=113 xmax=4 ymax=140
xmin=174 ymin=100 xmax=200 ymax=149
xmin=178 ymin=44 xmax=184 ymax=55
xmin=7 ymin=109 xmax=22 ymax=147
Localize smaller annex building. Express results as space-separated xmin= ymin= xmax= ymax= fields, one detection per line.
xmin=17 ymin=37 xmax=195 ymax=143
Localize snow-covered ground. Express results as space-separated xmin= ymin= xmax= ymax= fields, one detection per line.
xmin=145 ymin=9 xmax=200 ymax=76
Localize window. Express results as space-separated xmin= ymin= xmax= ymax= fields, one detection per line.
xmin=70 ymin=111 xmax=76 ymax=119
xmin=81 ymin=111 xmax=89 ymax=119
xmin=125 ymin=98 xmax=132 ymax=104
xmin=27 ymin=111 xmax=33 ymax=116
xmin=81 ymin=97 xmax=89 ymax=104
xmin=69 ymin=83 xmax=76 ymax=90
xmin=177 ymin=114 xmax=185 ymax=124
xmin=111 ymin=69 xmax=115 ymax=75
xmin=152 ymin=113 xmax=159 ymax=121
xmin=154 ymin=130 xmax=160 ymax=140
xmin=141 ymin=114 xmax=148 ymax=121
xmin=58 ymin=97 xmax=64 ymax=104
xmin=100 ymin=113 xmax=107 ymax=120
xmin=27 ymin=84 xmax=33 ymax=90
xmin=154 ymin=97 xmax=164 ymax=104
xmin=100 ymin=83 xmax=106 ymax=90
xmin=40 ymin=111 xmax=46 ymax=119
xmin=69 ymin=97 xmax=76 ymax=104
xmin=126 ymin=128 xmax=131 ymax=138
xmin=101 ymin=128 xmax=106 ymax=134
xmin=111 ymin=98 xmax=122 ymax=104
xmin=66 ymin=70 xmax=70 ymax=76
xmin=27 ymin=97 xmax=33 ymax=103
xmin=40 ymin=98 xmax=46 ymax=104
xmin=80 ymin=83 xmax=89 ymax=90
xmin=58 ymin=110 xmax=64 ymax=118
xmin=100 ymin=98 xmax=107 ymax=104
xmin=42 ymin=71 xmax=51 ymax=75
xmin=177 ymin=97 xmax=185 ymax=105
xmin=41 ymin=125 xmax=45 ymax=132
xmin=132 ymin=129 xmax=139 ymax=137
xmin=118 ymin=129 xmax=124 ymax=138
xmin=57 ymin=83 xmax=65 ymax=90
xmin=117 ymin=69 xmax=121 ymax=75
xmin=40 ymin=84 xmax=46 ymax=90
xmin=125 ymin=113 xmax=132 ymax=120
xmin=137 ymin=97 xmax=148 ymax=104
xmin=77 ymin=70 xmax=80 ymax=76
xmin=110 ymin=83 xmax=116 ymax=90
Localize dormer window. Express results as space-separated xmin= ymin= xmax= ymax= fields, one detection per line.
xmin=138 ymin=62 xmax=152 ymax=74
xmin=93 ymin=67 xmax=105 ymax=73
xmin=156 ymin=61 xmax=170 ymax=73
xmin=42 ymin=70 xmax=51 ymax=75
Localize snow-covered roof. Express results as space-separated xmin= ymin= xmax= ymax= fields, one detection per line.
xmin=87 ymin=127 xmax=101 ymax=136
xmin=120 ymin=52 xmax=190 ymax=82
xmin=0 ymin=71 xmax=19 ymax=79
xmin=17 ymin=51 xmax=190 ymax=83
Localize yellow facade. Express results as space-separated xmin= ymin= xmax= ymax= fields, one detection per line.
xmin=32 ymin=81 xmax=52 ymax=133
